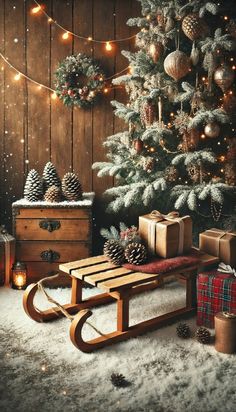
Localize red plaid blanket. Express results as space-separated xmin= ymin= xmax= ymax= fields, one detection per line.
xmin=197 ymin=271 xmax=236 ymax=328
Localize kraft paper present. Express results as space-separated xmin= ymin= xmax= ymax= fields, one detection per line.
xmin=199 ymin=228 xmax=236 ymax=268
xmin=139 ymin=211 xmax=192 ymax=258
xmin=0 ymin=226 xmax=15 ymax=286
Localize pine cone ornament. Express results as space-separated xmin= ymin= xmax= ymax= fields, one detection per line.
xmin=182 ymin=14 xmax=208 ymax=41
xmin=103 ymin=240 xmax=125 ymax=265
xmin=62 ymin=172 xmax=83 ymax=201
xmin=176 ymin=323 xmax=191 ymax=339
xmin=44 ymin=185 xmax=62 ymax=202
xmin=110 ymin=373 xmax=130 ymax=388
xmin=196 ymin=327 xmax=211 ymax=344
xmin=142 ymin=157 xmax=155 ymax=173
xmin=225 ymin=163 xmax=236 ymax=186
xmin=43 ymin=162 xmax=61 ymax=190
xmin=125 ymin=242 xmax=147 ymax=265
xmin=24 ymin=169 xmax=43 ymax=202
xmin=140 ymin=99 xmax=157 ymax=126
xmin=165 ymin=166 xmax=179 ymax=182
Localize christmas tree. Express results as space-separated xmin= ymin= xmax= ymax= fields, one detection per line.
xmin=93 ymin=0 xmax=236 ymax=230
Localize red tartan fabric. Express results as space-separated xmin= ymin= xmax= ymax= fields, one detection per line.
xmin=197 ymin=271 xmax=236 ymax=328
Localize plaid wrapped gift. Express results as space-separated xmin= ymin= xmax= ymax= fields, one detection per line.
xmin=197 ymin=271 xmax=236 ymax=328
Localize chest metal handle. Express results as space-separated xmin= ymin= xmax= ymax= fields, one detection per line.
xmin=39 ymin=220 xmax=61 ymax=232
xmin=40 ymin=249 xmax=60 ymax=263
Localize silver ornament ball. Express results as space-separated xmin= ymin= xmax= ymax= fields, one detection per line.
xmin=204 ymin=122 xmax=220 ymax=138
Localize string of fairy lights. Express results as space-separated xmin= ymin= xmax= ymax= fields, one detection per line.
xmin=0 ymin=1 xmax=136 ymax=98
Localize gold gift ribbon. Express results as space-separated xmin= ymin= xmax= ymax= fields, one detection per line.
xmin=150 ymin=210 xmax=180 ymax=220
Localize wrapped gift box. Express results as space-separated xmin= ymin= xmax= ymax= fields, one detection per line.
xmin=199 ymin=228 xmax=236 ymax=268
xmin=197 ymin=271 xmax=236 ymax=328
xmin=0 ymin=226 xmax=15 ymax=286
xmin=139 ymin=211 xmax=192 ymax=258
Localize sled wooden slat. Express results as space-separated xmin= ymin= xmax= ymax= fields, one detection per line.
xmin=98 ymin=272 xmax=158 ymax=292
xmin=69 ymin=262 xmax=118 ymax=279
xmin=84 ymin=267 xmax=133 ymax=286
xmin=59 ymin=255 xmax=108 ymax=273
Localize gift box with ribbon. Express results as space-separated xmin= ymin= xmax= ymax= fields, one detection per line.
xmin=139 ymin=211 xmax=192 ymax=258
xmin=199 ymin=228 xmax=236 ymax=268
xmin=0 ymin=226 xmax=15 ymax=286
xmin=197 ymin=264 xmax=236 ymax=328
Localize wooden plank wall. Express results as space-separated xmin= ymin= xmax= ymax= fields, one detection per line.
xmin=0 ymin=0 xmax=140 ymax=232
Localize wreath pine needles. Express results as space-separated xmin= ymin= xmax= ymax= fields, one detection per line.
xmin=55 ymin=53 xmax=105 ymax=108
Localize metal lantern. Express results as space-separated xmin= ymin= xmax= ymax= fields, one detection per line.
xmin=12 ymin=261 xmax=27 ymax=290
xmin=164 ymin=50 xmax=190 ymax=81
xmin=214 ymin=64 xmax=235 ymax=92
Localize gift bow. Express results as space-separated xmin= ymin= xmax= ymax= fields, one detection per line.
xmin=217 ymin=262 xmax=236 ymax=277
xmin=150 ymin=210 xmax=180 ymax=220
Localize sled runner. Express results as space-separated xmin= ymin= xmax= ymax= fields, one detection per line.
xmin=23 ymin=250 xmax=218 ymax=353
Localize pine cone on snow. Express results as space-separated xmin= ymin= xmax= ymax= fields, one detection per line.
xmin=176 ymin=323 xmax=191 ymax=339
xmin=44 ymin=185 xmax=62 ymax=203
xmin=103 ymin=240 xmax=125 ymax=265
xmin=110 ymin=373 xmax=130 ymax=388
xmin=195 ymin=327 xmax=211 ymax=344
xmin=124 ymin=242 xmax=147 ymax=265
xmin=24 ymin=169 xmax=43 ymax=201
xmin=62 ymin=172 xmax=83 ymax=201
xmin=43 ymin=162 xmax=61 ymax=190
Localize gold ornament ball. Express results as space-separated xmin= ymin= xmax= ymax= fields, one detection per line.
xmin=214 ymin=64 xmax=235 ymax=92
xmin=204 ymin=122 xmax=220 ymax=138
xmin=182 ymin=14 xmax=208 ymax=41
xmin=164 ymin=50 xmax=190 ymax=81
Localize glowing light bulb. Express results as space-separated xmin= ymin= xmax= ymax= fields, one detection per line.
xmin=87 ymin=36 xmax=93 ymax=41
xmin=232 ymin=66 xmax=236 ymax=70
xmin=129 ymin=66 xmax=133 ymax=74
xmin=31 ymin=5 xmax=41 ymax=14
xmin=219 ymin=155 xmax=225 ymax=162
xmin=103 ymin=88 xmax=109 ymax=94
xmin=201 ymin=134 xmax=206 ymax=139
xmin=38 ymin=85 xmax=42 ymax=90
xmin=224 ymin=16 xmax=228 ymax=20
xmin=170 ymin=112 xmax=174 ymax=117
xmin=14 ymin=73 xmax=21 ymax=81
xmin=62 ymin=32 xmax=69 ymax=40
xmin=105 ymin=42 xmax=112 ymax=51
xmin=51 ymin=92 xmax=57 ymax=100
xmin=48 ymin=18 xmax=52 ymax=23
xmin=202 ymin=77 xmax=206 ymax=81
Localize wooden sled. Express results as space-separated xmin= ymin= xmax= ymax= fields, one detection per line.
xmin=23 ymin=251 xmax=218 ymax=352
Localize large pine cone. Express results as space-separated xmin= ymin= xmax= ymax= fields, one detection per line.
xmin=125 ymin=242 xmax=147 ymax=265
xmin=44 ymin=185 xmax=62 ymax=202
xmin=24 ymin=169 xmax=43 ymax=201
xmin=103 ymin=240 xmax=125 ymax=265
xmin=43 ymin=162 xmax=61 ymax=190
xmin=195 ymin=327 xmax=211 ymax=344
xmin=62 ymin=172 xmax=83 ymax=201
xmin=176 ymin=323 xmax=191 ymax=339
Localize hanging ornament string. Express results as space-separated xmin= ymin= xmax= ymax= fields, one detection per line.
xmin=32 ymin=0 xmax=137 ymax=45
xmin=0 ymin=51 xmax=128 ymax=95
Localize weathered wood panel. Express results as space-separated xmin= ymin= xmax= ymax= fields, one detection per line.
xmin=0 ymin=0 xmax=5 ymax=223
xmin=73 ymin=0 xmax=93 ymax=192
xmin=4 ymin=0 xmax=26 ymax=224
xmin=27 ymin=0 xmax=51 ymax=173
xmin=50 ymin=0 xmax=73 ymax=177
xmin=0 ymin=0 xmax=139 ymax=232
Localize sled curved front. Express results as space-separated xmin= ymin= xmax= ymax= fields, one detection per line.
xmin=23 ymin=283 xmax=45 ymax=322
xmin=69 ymin=309 xmax=130 ymax=353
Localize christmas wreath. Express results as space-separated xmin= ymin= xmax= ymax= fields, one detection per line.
xmin=55 ymin=53 xmax=105 ymax=108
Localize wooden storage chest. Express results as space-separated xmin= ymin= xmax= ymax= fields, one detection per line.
xmin=12 ymin=193 xmax=94 ymax=286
